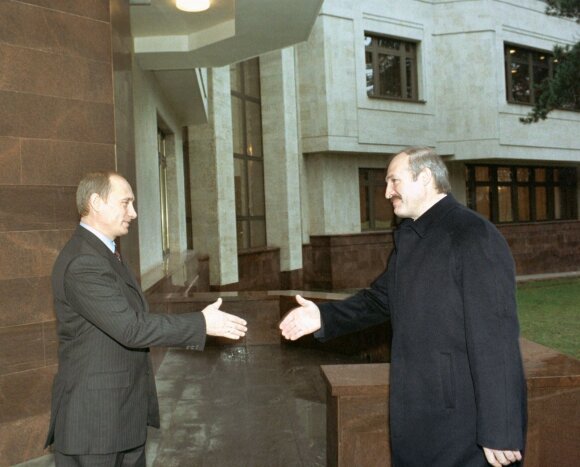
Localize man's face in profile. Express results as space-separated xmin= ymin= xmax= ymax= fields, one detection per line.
xmin=95 ymin=175 xmax=137 ymax=240
xmin=385 ymin=153 xmax=428 ymax=220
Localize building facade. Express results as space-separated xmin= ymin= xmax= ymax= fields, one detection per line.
xmin=172 ymin=0 xmax=580 ymax=291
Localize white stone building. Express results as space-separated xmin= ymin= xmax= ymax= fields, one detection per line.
xmin=131 ymin=0 xmax=580 ymax=290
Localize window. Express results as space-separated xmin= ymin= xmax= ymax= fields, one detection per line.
xmin=505 ymin=44 xmax=555 ymax=105
xmin=365 ymin=33 xmax=418 ymax=100
xmin=466 ymin=164 xmax=578 ymax=223
xmin=157 ymin=128 xmax=170 ymax=259
xmin=231 ymin=58 xmax=267 ymax=250
xmin=359 ymin=168 xmax=396 ymax=230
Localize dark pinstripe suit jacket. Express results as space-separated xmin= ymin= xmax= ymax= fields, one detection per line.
xmin=45 ymin=226 xmax=207 ymax=455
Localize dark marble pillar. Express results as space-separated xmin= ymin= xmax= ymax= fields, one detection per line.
xmin=0 ymin=1 xmax=135 ymax=464
xmin=322 ymin=364 xmax=390 ymax=467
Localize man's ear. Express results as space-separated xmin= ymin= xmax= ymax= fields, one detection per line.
xmin=88 ymin=193 xmax=102 ymax=213
xmin=419 ymin=168 xmax=432 ymax=187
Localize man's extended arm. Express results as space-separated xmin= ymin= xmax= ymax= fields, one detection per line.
xmin=64 ymin=254 xmax=246 ymax=348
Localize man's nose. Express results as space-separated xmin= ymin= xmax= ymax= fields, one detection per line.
xmin=385 ymin=182 xmax=393 ymax=199
xmin=129 ymin=203 xmax=137 ymax=219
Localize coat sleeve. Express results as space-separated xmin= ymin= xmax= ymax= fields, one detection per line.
xmin=457 ymin=222 xmax=527 ymax=450
xmin=64 ymin=254 xmax=207 ymax=350
xmin=316 ymin=266 xmax=391 ymax=342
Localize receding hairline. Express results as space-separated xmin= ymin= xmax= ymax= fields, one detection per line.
xmin=392 ymin=146 xmax=435 ymax=161
xmin=386 ymin=151 xmax=412 ymax=173
xmin=387 ymin=146 xmax=451 ymax=193
xmin=107 ymin=174 xmax=135 ymax=198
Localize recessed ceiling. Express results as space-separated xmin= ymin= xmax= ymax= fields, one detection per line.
xmin=131 ymin=0 xmax=232 ymax=37
xmin=130 ymin=0 xmax=324 ymax=70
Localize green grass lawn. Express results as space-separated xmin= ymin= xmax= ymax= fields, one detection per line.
xmin=517 ymin=277 xmax=580 ymax=359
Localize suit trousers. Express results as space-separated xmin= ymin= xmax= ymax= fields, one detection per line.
xmin=54 ymin=444 xmax=146 ymax=467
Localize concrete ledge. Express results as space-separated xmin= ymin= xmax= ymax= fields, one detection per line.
xmin=516 ymin=270 xmax=580 ymax=283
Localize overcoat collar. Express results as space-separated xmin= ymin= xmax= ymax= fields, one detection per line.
xmin=401 ymin=193 xmax=459 ymax=238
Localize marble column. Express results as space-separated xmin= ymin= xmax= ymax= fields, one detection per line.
xmin=261 ymin=48 xmax=304 ymax=281
xmin=188 ymin=67 xmax=239 ymax=288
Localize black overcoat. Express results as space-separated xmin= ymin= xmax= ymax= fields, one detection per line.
xmin=317 ymin=195 xmax=527 ymax=467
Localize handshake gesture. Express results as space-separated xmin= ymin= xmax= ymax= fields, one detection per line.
xmin=201 ymin=298 xmax=247 ymax=340
xmin=202 ymin=295 xmax=321 ymax=341
xmin=279 ymin=295 xmax=321 ymax=340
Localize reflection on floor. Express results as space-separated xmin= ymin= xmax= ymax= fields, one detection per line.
xmin=16 ymin=345 xmax=360 ymax=467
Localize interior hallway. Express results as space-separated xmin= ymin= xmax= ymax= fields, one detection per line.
xmin=15 ymin=345 xmax=361 ymax=467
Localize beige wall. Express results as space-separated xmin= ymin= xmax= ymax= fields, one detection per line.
xmin=291 ymin=0 xmax=580 ymax=236
xmin=133 ymin=61 xmax=189 ymax=281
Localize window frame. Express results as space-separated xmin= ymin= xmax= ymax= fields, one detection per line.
xmin=364 ymin=32 xmax=420 ymax=102
xmin=504 ymin=43 xmax=555 ymax=106
xmin=359 ymin=168 xmax=397 ymax=231
xmin=157 ymin=127 xmax=170 ymax=259
xmin=231 ymin=58 xmax=267 ymax=251
xmin=466 ymin=163 xmax=578 ymax=224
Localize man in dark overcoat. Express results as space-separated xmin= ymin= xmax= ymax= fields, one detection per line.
xmin=46 ymin=171 xmax=248 ymax=466
xmin=280 ymin=147 xmax=527 ymax=467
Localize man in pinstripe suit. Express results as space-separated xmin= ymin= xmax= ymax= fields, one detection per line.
xmin=45 ymin=171 xmax=247 ymax=466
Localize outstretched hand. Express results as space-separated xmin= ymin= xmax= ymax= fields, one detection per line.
xmin=279 ymin=294 xmax=321 ymax=340
xmin=483 ymin=447 xmax=522 ymax=467
xmin=201 ymin=298 xmax=247 ymax=340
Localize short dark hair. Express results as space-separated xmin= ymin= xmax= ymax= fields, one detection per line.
xmin=400 ymin=146 xmax=451 ymax=194
xmin=76 ymin=171 xmax=117 ymax=216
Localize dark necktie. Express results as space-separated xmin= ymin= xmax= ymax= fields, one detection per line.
xmin=114 ymin=248 xmax=122 ymax=262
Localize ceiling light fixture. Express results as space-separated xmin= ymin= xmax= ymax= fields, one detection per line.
xmin=176 ymin=0 xmax=210 ymax=12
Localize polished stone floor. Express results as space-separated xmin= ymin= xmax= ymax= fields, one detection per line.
xmin=17 ymin=345 xmax=359 ymax=467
